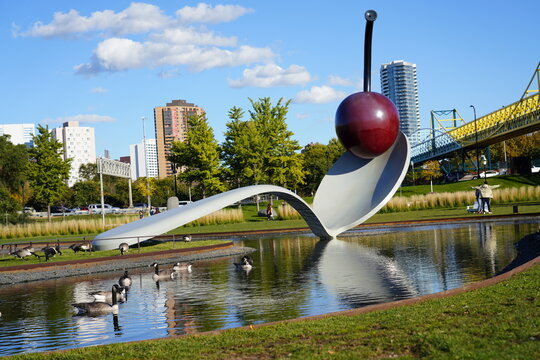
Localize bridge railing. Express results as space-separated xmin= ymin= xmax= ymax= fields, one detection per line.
xmin=448 ymin=93 xmax=539 ymax=144
xmin=411 ymin=131 xmax=461 ymax=163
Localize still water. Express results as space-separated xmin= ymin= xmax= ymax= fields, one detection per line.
xmin=0 ymin=219 xmax=538 ymax=356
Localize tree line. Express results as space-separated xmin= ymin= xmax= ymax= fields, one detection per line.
xmin=0 ymin=97 xmax=344 ymax=223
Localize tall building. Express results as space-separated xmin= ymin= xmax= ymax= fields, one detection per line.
xmin=154 ymin=99 xmax=205 ymax=178
xmin=129 ymin=138 xmax=158 ymax=180
xmin=51 ymin=121 xmax=96 ymax=187
xmin=0 ymin=123 xmax=35 ymax=146
xmin=380 ymin=60 xmax=420 ymax=145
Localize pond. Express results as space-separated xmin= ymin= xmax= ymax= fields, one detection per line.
xmin=0 ymin=219 xmax=538 ymax=356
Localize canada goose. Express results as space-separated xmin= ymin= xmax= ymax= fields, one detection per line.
xmin=42 ymin=245 xmax=62 ymax=261
xmin=23 ymin=242 xmax=35 ymax=253
xmin=118 ymin=270 xmax=132 ymax=287
xmin=182 ymin=235 xmax=192 ymax=242
xmin=73 ymin=285 xmax=120 ymax=316
xmin=89 ymin=285 xmax=127 ymax=303
xmin=150 ymin=262 xmax=176 ymax=281
xmin=119 ymin=243 xmax=129 ymax=255
xmin=172 ymin=262 xmax=192 ymax=272
xmin=69 ymin=243 xmax=92 ymax=253
xmin=11 ymin=247 xmax=40 ymax=260
xmin=234 ymin=256 xmax=253 ymax=270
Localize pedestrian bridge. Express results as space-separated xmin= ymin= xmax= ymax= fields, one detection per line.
xmin=411 ymin=62 xmax=540 ymax=165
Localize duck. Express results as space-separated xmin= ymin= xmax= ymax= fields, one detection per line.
xmin=11 ymin=247 xmax=40 ymax=260
xmin=172 ymin=262 xmax=192 ymax=272
xmin=73 ymin=285 xmax=120 ymax=316
xmin=89 ymin=285 xmax=127 ymax=303
xmin=118 ymin=270 xmax=132 ymax=287
xmin=234 ymin=255 xmax=253 ymax=271
xmin=119 ymin=243 xmax=129 ymax=255
xmin=150 ymin=262 xmax=176 ymax=281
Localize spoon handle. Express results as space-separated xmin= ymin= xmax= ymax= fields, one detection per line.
xmin=363 ymin=10 xmax=377 ymax=92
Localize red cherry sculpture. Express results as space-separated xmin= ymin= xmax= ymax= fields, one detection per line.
xmin=335 ymin=9 xmax=400 ymax=159
xmin=335 ymin=91 xmax=399 ymax=159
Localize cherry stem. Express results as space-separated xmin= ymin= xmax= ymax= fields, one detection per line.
xmin=363 ymin=10 xmax=377 ymax=92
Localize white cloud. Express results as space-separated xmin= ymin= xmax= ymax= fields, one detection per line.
xmin=43 ymin=114 xmax=116 ymax=124
xmin=20 ymin=3 xmax=169 ymax=38
xmin=150 ymin=27 xmax=237 ymax=46
xmin=176 ymin=3 xmax=253 ymax=24
xmin=328 ymin=75 xmax=354 ymax=87
xmin=157 ymin=69 xmax=180 ymax=78
xmin=229 ymin=64 xmax=313 ymax=88
xmin=75 ymin=39 xmax=275 ymax=75
xmin=90 ymin=87 xmax=108 ymax=93
xmin=293 ymin=86 xmax=347 ymax=104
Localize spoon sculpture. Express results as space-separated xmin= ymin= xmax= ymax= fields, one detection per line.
xmin=93 ymin=10 xmax=409 ymax=251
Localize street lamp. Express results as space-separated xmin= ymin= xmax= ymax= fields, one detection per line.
xmin=470 ymin=105 xmax=480 ymax=179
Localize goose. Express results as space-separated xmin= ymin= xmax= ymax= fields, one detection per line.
xmin=89 ymin=285 xmax=127 ymax=303
xmin=118 ymin=270 xmax=132 ymax=287
xmin=182 ymin=235 xmax=192 ymax=242
xmin=69 ymin=243 xmax=92 ymax=253
xmin=73 ymin=285 xmax=120 ymax=316
xmin=150 ymin=262 xmax=176 ymax=281
xmin=119 ymin=243 xmax=129 ymax=255
xmin=172 ymin=262 xmax=193 ymax=272
xmin=234 ymin=255 xmax=253 ymax=271
xmin=42 ymin=245 xmax=62 ymax=261
xmin=11 ymin=247 xmax=40 ymax=260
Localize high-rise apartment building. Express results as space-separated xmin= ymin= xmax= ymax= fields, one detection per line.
xmin=129 ymin=138 xmax=158 ymax=180
xmin=0 ymin=123 xmax=35 ymax=146
xmin=51 ymin=121 xmax=96 ymax=187
xmin=380 ymin=60 xmax=420 ymax=145
xmin=154 ymin=99 xmax=205 ymax=178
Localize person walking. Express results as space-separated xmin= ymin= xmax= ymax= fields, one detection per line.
xmin=266 ymin=203 xmax=273 ymax=221
xmin=472 ymin=180 xmax=500 ymax=214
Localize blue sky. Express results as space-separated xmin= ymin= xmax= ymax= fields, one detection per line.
xmin=1 ymin=1 xmax=538 ymax=159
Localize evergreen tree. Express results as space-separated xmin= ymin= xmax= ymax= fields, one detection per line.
xmin=168 ymin=114 xmax=225 ymax=198
xmin=26 ymin=125 xmax=71 ymax=221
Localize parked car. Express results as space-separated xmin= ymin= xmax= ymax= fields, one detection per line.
xmin=179 ymin=201 xmax=193 ymax=206
xmin=50 ymin=205 xmax=70 ymax=213
xmin=473 ymin=170 xmax=500 ymax=179
xmin=88 ymin=203 xmax=121 ymax=214
xmin=532 ymin=165 xmax=540 ymax=173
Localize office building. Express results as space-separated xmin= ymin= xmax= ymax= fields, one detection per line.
xmin=380 ymin=60 xmax=420 ymax=144
xmin=129 ymin=138 xmax=158 ymax=180
xmin=0 ymin=123 xmax=35 ymax=146
xmin=154 ymin=99 xmax=205 ymax=178
xmin=51 ymin=121 xmax=96 ymax=187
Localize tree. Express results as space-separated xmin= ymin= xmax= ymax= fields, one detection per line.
xmin=300 ymin=138 xmax=346 ymax=195
xmin=248 ymin=97 xmax=305 ymax=189
xmin=0 ymin=135 xmax=28 ymax=218
xmin=79 ymin=163 xmax=98 ymax=181
xmin=26 ymin=125 xmax=71 ymax=221
xmin=168 ymin=114 xmax=225 ymax=198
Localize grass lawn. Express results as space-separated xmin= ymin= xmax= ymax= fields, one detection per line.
xmin=0 ymin=240 xmax=227 ymax=268
xmin=10 ymin=261 xmax=540 ymax=359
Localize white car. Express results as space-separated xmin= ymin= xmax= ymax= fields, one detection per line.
xmin=532 ymin=165 xmax=540 ymax=173
xmin=474 ymin=170 xmax=500 ymax=179
xmin=88 ymin=204 xmax=121 ymax=214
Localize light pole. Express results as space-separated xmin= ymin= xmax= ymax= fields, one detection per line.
xmin=470 ymin=105 xmax=480 ymax=179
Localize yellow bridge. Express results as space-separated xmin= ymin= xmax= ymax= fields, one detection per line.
xmin=411 ymin=62 xmax=540 ymax=165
